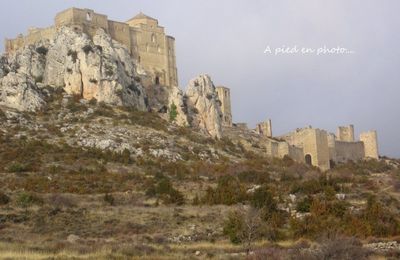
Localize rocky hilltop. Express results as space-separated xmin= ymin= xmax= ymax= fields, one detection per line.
xmin=0 ymin=27 xmax=223 ymax=138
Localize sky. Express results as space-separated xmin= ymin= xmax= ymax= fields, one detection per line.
xmin=1 ymin=0 xmax=399 ymax=157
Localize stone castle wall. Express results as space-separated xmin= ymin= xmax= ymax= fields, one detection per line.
xmin=335 ymin=141 xmax=365 ymax=163
xmin=5 ymin=7 xmax=178 ymax=88
xmin=360 ymin=131 xmax=379 ymax=159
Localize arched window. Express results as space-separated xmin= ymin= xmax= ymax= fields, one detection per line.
xmin=151 ymin=34 xmax=156 ymax=43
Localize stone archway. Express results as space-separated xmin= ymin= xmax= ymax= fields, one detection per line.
xmin=305 ymin=154 xmax=312 ymax=166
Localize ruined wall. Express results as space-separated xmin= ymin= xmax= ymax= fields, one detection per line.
xmin=337 ymin=125 xmax=355 ymax=142
xmin=265 ymin=139 xmax=304 ymax=163
xmin=335 ymin=141 xmax=365 ymax=163
xmin=256 ymin=119 xmax=272 ymax=137
xmin=360 ymin=131 xmax=379 ymax=159
xmin=216 ymin=86 xmax=232 ymax=127
xmin=5 ymin=27 xmax=56 ymax=52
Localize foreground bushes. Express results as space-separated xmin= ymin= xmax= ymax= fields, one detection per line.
xmin=145 ymin=174 xmax=184 ymax=205
xmin=290 ymin=195 xmax=400 ymax=239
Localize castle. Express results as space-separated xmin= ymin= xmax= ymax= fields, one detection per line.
xmin=5 ymin=7 xmax=178 ymax=89
xmin=5 ymin=8 xmax=380 ymax=171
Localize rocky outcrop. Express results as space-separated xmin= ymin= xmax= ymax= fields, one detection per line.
xmin=0 ymin=27 xmax=148 ymax=111
xmin=185 ymin=75 xmax=222 ymax=138
xmin=168 ymin=87 xmax=189 ymax=126
xmin=0 ymin=72 xmax=45 ymax=111
xmin=144 ymin=83 xmax=188 ymax=126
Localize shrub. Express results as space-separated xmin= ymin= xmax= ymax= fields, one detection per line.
xmin=82 ymin=45 xmax=93 ymax=55
xmin=36 ymin=46 xmax=48 ymax=55
xmin=145 ymin=177 xmax=184 ymax=205
xmin=16 ymin=192 xmax=43 ymax=208
xmin=223 ymin=210 xmax=244 ymax=244
xmin=34 ymin=75 xmax=43 ymax=83
xmin=89 ymin=78 xmax=98 ymax=84
xmin=202 ymin=175 xmax=247 ymax=205
xmin=169 ymin=103 xmax=178 ymax=122
xmin=316 ymin=236 xmax=371 ymax=260
xmin=250 ymin=185 xmax=276 ymax=210
xmin=67 ymin=50 xmax=78 ymax=63
xmin=88 ymin=98 xmax=97 ymax=105
xmin=296 ymin=196 xmax=312 ymax=213
xmin=7 ymin=162 xmax=29 ymax=173
xmin=103 ymin=193 xmax=115 ymax=206
xmin=0 ymin=192 xmax=10 ymax=205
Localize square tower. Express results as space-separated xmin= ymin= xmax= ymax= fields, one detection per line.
xmin=360 ymin=131 xmax=379 ymax=159
xmin=337 ymin=125 xmax=355 ymax=142
xmin=216 ymin=86 xmax=232 ymax=127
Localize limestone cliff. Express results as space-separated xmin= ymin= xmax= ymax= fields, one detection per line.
xmin=0 ymin=27 xmax=223 ymax=139
xmin=0 ymin=27 xmax=148 ymax=111
xmin=185 ymin=75 xmax=223 ymax=138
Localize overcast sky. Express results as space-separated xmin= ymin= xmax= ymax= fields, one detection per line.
xmin=1 ymin=0 xmax=399 ymax=157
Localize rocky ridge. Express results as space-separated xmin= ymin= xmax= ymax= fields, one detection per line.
xmin=0 ymin=27 xmax=223 ymax=138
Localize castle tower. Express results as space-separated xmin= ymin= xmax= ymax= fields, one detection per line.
xmin=256 ymin=119 xmax=272 ymax=137
xmin=216 ymin=86 xmax=232 ymax=127
xmin=337 ymin=125 xmax=354 ymax=142
xmin=360 ymin=131 xmax=379 ymax=159
xmin=126 ymin=12 xmax=178 ymax=88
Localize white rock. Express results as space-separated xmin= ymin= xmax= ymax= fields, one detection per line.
xmin=185 ymin=74 xmax=222 ymax=138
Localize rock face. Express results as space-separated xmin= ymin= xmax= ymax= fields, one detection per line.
xmin=0 ymin=72 xmax=45 ymax=111
xmin=144 ymin=83 xmax=189 ymax=126
xmin=0 ymin=27 xmax=148 ymax=111
xmin=185 ymin=75 xmax=222 ymax=138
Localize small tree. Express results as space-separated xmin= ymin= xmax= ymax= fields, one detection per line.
xmin=169 ymin=103 xmax=178 ymax=122
xmin=223 ymin=206 xmax=262 ymax=255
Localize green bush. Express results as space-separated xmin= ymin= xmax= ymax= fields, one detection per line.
xmin=16 ymin=192 xmax=43 ymax=208
xmin=223 ymin=210 xmax=244 ymax=244
xmin=250 ymin=186 xmax=276 ymax=210
xmin=145 ymin=177 xmax=184 ymax=205
xmin=296 ymin=196 xmax=312 ymax=213
xmin=169 ymin=103 xmax=178 ymax=122
xmin=7 ymin=162 xmax=29 ymax=173
xmin=202 ymin=175 xmax=247 ymax=205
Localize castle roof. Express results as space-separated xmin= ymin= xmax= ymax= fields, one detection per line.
xmin=128 ymin=12 xmax=157 ymax=21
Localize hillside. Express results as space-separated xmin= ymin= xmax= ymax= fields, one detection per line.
xmin=0 ymin=94 xmax=400 ymax=259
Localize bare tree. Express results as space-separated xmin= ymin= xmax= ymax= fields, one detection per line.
xmin=240 ymin=206 xmax=262 ymax=255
